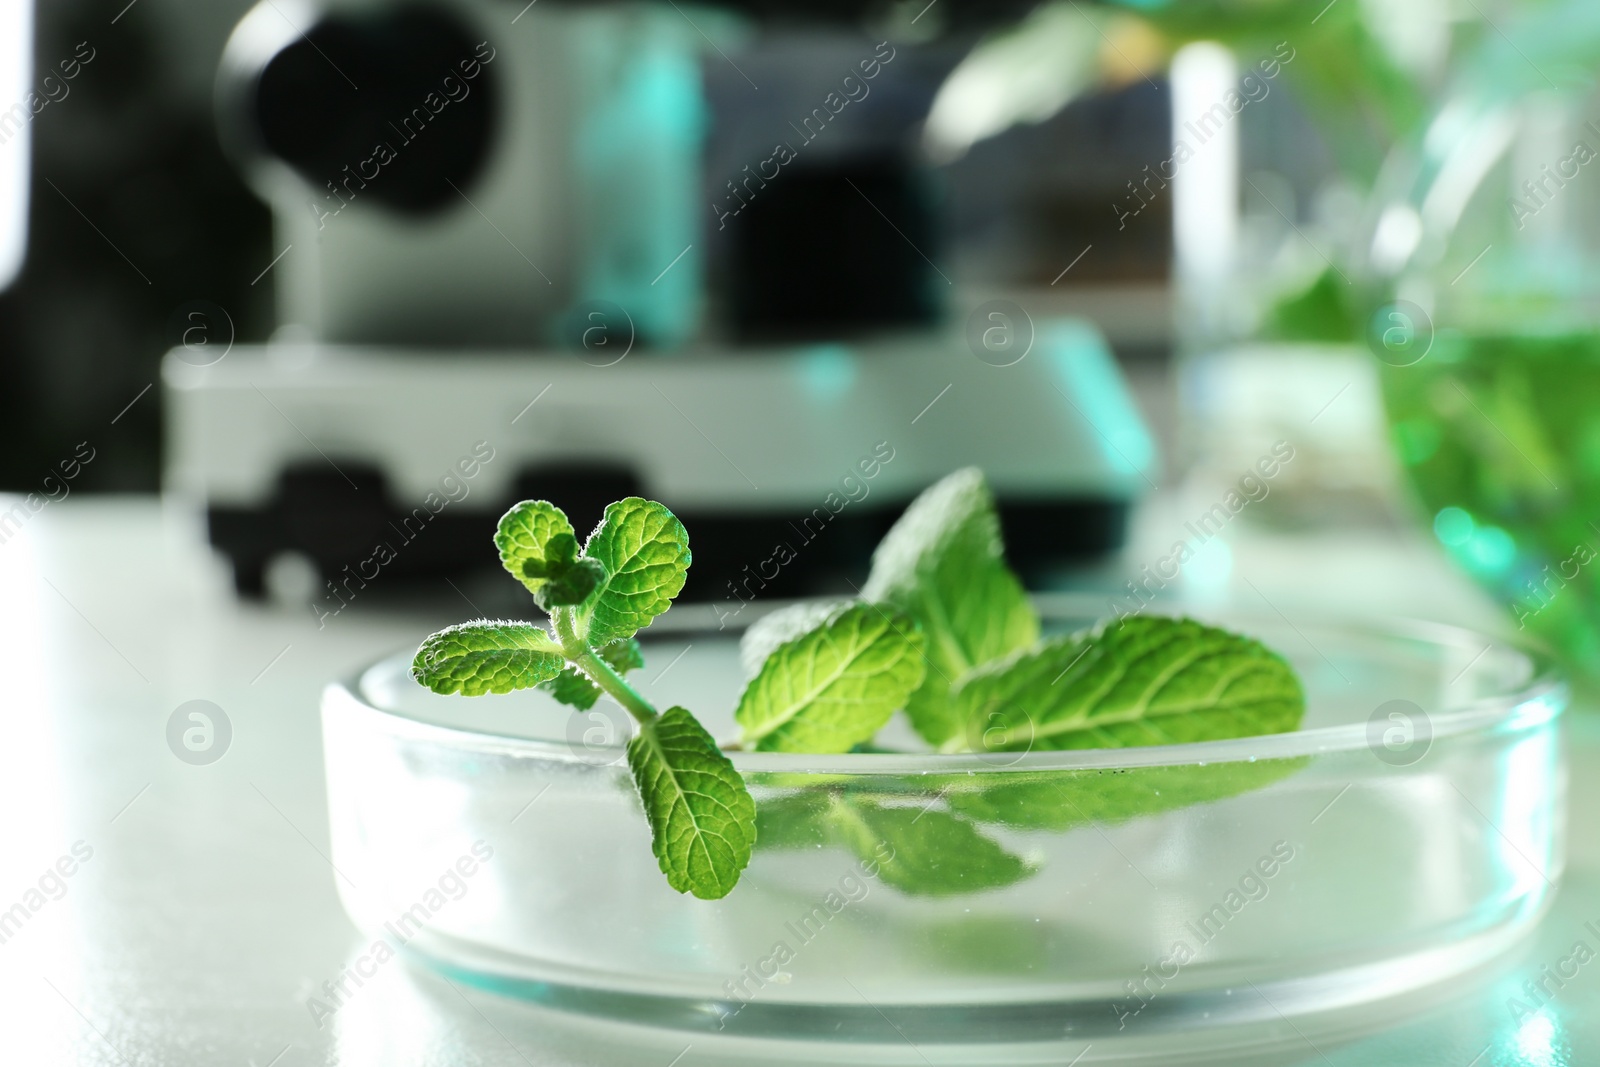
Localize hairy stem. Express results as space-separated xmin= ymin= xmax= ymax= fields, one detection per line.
xmin=577 ymin=649 xmax=657 ymax=724
xmin=554 ymin=608 xmax=657 ymax=724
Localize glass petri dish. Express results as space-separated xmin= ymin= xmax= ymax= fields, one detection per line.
xmin=320 ymin=596 xmax=1565 ymax=1057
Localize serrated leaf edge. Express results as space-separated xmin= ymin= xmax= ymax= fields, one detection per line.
xmin=734 ymin=604 xmax=925 ymax=751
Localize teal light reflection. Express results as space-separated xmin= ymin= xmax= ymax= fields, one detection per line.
xmin=1462 ymin=524 xmax=1516 ymax=575
xmin=1434 ymin=506 xmax=1475 ymax=546
xmin=1045 ymin=323 xmax=1156 ymax=482
xmin=1495 ymin=727 xmax=1560 ymax=901
xmin=1512 ymin=1010 xmax=1567 ymax=1067
xmin=797 ymin=344 xmax=856 ymax=400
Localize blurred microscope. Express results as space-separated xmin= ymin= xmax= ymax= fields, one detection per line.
xmin=165 ymin=0 xmax=1156 ymax=604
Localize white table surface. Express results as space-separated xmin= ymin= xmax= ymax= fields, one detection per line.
xmin=1 ymin=497 xmax=1594 ymax=1067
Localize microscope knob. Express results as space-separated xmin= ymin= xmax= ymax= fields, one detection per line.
xmin=241 ymin=3 xmax=498 ymax=213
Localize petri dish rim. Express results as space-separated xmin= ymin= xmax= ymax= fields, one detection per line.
xmin=344 ymin=594 xmax=1566 ymax=776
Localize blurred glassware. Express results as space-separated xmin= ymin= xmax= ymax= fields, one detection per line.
xmin=1362 ymin=0 xmax=1600 ymax=689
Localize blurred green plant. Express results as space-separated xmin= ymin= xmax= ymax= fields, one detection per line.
xmin=926 ymin=0 xmax=1431 ymax=183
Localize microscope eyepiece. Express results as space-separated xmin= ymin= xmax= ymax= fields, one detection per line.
xmin=222 ymin=2 xmax=499 ymax=214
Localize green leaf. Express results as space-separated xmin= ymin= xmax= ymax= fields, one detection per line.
xmin=522 ymin=532 xmax=581 ymax=575
xmin=752 ymin=792 xmax=832 ymax=851
xmin=945 ymin=759 xmax=1308 ymax=833
xmin=862 ymin=468 xmax=1038 ymax=746
xmin=495 ymin=501 xmax=577 ymax=599
xmin=827 ymin=798 xmax=1035 ymax=897
xmin=735 ymin=603 xmax=926 ymax=753
xmin=511 ymin=528 xmax=606 ymax=611
xmin=542 ymin=667 xmax=602 ymax=710
xmin=411 ymin=620 xmax=565 ymax=696
xmin=626 ymin=707 xmax=756 ymax=900
xmin=955 ymin=616 xmax=1305 ymax=752
xmin=576 ymin=498 xmax=691 ymax=646
xmin=598 ymin=637 xmax=645 ymax=674
xmin=535 ymin=557 xmax=606 ymax=610
xmin=739 ymin=600 xmax=851 ymax=677
xmin=752 ymin=792 xmax=1037 ymax=896
xmin=539 ymin=638 xmax=646 ymax=710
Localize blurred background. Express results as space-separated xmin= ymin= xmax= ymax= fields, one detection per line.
xmin=3 ymin=0 xmax=1600 ymax=666
xmin=0 ymin=0 xmax=1408 ymax=601
xmin=12 ymin=0 xmax=1600 ymax=681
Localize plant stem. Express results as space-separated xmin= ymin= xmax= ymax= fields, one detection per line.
xmin=554 ymin=608 xmax=658 ymax=724
xmin=577 ymin=649 xmax=657 ymax=724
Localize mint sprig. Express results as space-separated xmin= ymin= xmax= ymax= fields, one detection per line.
xmin=415 ymin=496 xmax=749 ymax=900
xmin=412 ymin=470 xmax=1307 ymax=900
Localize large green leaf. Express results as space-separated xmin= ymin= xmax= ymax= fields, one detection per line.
xmin=576 ymin=498 xmax=691 ymax=645
xmin=411 ymin=620 xmax=565 ymax=696
xmin=862 ymin=468 xmax=1038 ymax=746
xmin=627 ymin=707 xmax=756 ymax=900
xmin=955 ymin=616 xmax=1304 ymax=752
xmin=734 ymin=603 xmax=926 ymax=753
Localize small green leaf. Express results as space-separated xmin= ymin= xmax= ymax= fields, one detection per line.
xmin=827 ymin=798 xmax=1034 ymax=897
xmin=735 ymin=603 xmax=926 ymax=753
xmin=955 ymin=616 xmax=1305 ymax=752
xmin=535 ymin=557 xmax=606 ymax=610
xmin=509 ymin=527 xmax=605 ymax=611
xmin=576 ymin=498 xmax=691 ymax=646
xmin=542 ymin=666 xmax=602 ymax=709
xmin=598 ymin=636 xmax=645 ymax=674
xmin=627 ymin=707 xmax=756 ymax=900
xmin=521 ymin=532 xmax=582 ymax=577
xmin=539 ymin=638 xmax=646 ymax=710
xmin=496 ymin=502 xmax=577 ymax=598
xmin=862 ymin=468 xmax=1038 ymax=746
xmin=412 ymin=620 xmax=565 ymax=696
